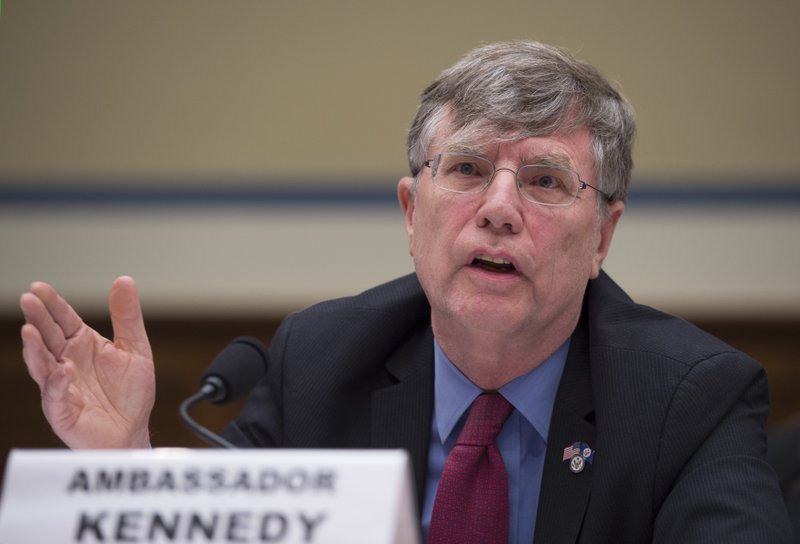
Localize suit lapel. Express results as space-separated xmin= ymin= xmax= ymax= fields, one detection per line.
xmin=534 ymin=312 xmax=596 ymax=544
xmin=370 ymin=324 xmax=435 ymax=509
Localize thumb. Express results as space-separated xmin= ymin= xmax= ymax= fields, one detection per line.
xmin=109 ymin=276 xmax=152 ymax=358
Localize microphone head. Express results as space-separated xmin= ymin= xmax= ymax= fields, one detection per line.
xmin=201 ymin=336 xmax=269 ymax=404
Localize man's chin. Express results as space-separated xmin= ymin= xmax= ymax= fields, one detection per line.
xmin=445 ymin=297 xmax=534 ymax=334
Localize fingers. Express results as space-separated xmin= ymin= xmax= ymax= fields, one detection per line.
xmin=20 ymin=322 xmax=58 ymax=387
xmin=31 ymin=281 xmax=84 ymax=338
xmin=19 ymin=282 xmax=81 ymax=358
xmin=20 ymin=282 xmax=85 ymax=390
xmin=109 ymin=276 xmax=152 ymax=358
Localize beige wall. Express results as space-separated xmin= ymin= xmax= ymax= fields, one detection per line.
xmin=1 ymin=0 xmax=799 ymax=318
xmin=2 ymin=0 xmax=799 ymax=180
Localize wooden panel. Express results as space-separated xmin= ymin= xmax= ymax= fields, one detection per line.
xmin=2 ymin=316 xmax=799 ymax=482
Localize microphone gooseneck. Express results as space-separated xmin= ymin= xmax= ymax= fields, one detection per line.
xmin=179 ymin=336 xmax=269 ymax=448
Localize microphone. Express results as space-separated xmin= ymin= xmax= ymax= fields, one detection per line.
xmin=179 ymin=336 xmax=269 ymax=448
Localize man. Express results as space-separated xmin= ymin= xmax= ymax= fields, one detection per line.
xmin=19 ymin=41 xmax=793 ymax=542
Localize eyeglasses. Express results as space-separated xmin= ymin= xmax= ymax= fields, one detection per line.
xmin=423 ymin=153 xmax=612 ymax=207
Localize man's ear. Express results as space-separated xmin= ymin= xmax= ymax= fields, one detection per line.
xmin=397 ymin=176 xmax=416 ymax=255
xmin=590 ymin=200 xmax=625 ymax=278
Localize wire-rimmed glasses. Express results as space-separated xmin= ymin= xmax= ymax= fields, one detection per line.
xmin=423 ymin=153 xmax=612 ymax=206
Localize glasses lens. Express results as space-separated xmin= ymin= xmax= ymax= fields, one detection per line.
xmin=433 ymin=154 xmax=494 ymax=193
xmin=517 ymin=165 xmax=578 ymax=205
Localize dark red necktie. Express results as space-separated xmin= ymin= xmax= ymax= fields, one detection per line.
xmin=428 ymin=392 xmax=513 ymax=544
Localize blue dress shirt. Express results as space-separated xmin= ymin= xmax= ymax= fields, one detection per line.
xmin=421 ymin=339 xmax=569 ymax=543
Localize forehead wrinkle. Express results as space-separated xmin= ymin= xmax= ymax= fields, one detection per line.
xmin=432 ymin=119 xmax=583 ymax=172
xmin=433 ymin=121 xmax=505 ymax=157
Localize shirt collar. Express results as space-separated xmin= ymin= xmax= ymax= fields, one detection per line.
xmin=433 ymin=338 xmax=569 ymax=444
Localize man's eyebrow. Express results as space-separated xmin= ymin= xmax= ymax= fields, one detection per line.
xmin=522 ymin=153 xmax=575 ymax=169
xmin=441 ymin=143 xmax=487 ymax=156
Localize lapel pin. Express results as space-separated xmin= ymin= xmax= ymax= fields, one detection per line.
xmin=562 ymin=441 xmax=594 ymax=474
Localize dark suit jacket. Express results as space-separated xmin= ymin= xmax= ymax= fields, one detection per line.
xmin=225 ymin=272 xmax=793 ymax=543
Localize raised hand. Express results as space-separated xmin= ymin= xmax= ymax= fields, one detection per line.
xmin=19 ymin=276 xmax=155 ymax=449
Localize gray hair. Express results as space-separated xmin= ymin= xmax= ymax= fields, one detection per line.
xmin=406 ymin=41 xmax=635 ymax=203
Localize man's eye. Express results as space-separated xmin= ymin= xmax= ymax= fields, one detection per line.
xmin=532 ymin=174 xmax=562 ymax=189
xmin=454 ymin=163 xmax=479 ymax=176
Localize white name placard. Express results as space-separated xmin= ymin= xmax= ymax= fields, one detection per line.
xmin=0 ymin=448 xmax=419 ymax=544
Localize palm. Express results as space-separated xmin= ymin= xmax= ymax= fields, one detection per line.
xmin=21 ymin=277 xmax=155 ymax=449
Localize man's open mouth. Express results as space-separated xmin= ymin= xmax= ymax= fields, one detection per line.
xmin=471 ymin=255 xmax=517 ymax=273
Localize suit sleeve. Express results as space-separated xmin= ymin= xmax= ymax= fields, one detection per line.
xmin=652 ymin=351 xmax=794 ymax=543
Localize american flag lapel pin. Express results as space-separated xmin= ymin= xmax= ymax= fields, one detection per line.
xmin=562 ymin=441 xmax=594 ymax=474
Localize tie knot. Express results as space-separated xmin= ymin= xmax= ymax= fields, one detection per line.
xmin=457 ymin=392 xmax=513 ymax=446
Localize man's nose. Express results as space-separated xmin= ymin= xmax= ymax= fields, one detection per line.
xmin=477 ymin=168 xmax=523 ymax=233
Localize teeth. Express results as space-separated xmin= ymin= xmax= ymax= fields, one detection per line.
xmin=476 ymin=254 xmax=512 ymax=265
